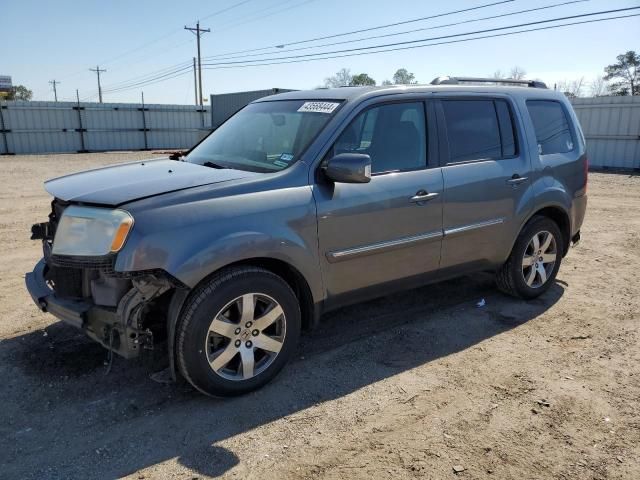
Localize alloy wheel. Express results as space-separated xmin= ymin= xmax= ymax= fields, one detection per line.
xmin=522 ymin=230 xmax=557 ymax=289
xmin=205 ymin=293 xmax=286 ymax=381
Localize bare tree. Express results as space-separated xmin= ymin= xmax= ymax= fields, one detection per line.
xmin=492 ymin=69 xmax=505 ymax=79
xmin=556 ymin=77 xmax=585 ymax=98
xmin=324 ymin=68 xmax=352 ymax=88
xmin=509 ymin=66 xmax=527 ymax=80
xmin=589 ymin=77 xmax=610 ymax=97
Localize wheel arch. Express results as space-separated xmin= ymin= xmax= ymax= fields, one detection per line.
xmin=219 ymin=257 xmax=317 ymax=331
xmin=522 ymin=205 xmax=571 ymax=256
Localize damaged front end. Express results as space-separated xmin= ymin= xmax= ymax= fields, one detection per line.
xmin=25 ymin=199 xmax=182 ymax=359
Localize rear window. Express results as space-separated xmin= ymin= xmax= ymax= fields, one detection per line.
xmin=526 ymin=100 xmax=574 ymax=155
xmin=441 ymin=99 xmax=517 ymax=163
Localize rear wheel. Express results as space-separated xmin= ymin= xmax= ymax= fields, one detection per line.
xmin=176 ymin=267 xmax=301 ymax=397
xmin=496 ymin=216 xmax=563 ymax=299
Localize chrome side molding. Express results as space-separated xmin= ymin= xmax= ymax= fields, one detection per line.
xmin=444 ymin=217 xmax=505 ymax=236
xmin=327 ymin=230 xmax=443 ymax=263
xmin=327 ymin=218 xmax=505 ymax=263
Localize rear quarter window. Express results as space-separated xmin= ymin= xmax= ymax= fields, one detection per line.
xmin=526 ymin=100 xmax=574 ymax=155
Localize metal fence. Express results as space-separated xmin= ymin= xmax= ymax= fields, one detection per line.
xmin=1 ymin=93 xmax=638 ymax=169
xmin=570 ymin=96 xmax=640 ymax=170
xmin=210 ymin=88 xmax=295 ymax=128
xmin=0 ymin=101 xmax=211 ymax=155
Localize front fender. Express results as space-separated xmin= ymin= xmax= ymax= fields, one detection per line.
xmin=114 ymin=185 xmax=324 ymax=303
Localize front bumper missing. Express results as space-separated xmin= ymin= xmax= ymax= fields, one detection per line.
xmin=25 ymin=259 xmax=150 ymax=359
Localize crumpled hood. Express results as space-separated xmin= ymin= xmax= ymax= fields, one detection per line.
xmin=44 ymin=158 xmax=258 ymax=206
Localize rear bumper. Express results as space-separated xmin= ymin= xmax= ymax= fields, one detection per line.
xmin=25 ymin=259 xmax=143 ymax=359
xmin=571 ymin=194 xmax=587 ymax=237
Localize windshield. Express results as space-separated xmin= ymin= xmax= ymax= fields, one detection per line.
xmin=186 ymin=100 xmax=342 ymax=173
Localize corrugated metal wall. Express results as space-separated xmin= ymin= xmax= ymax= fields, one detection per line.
xmin=210 ymin=88 xmax=295 ymax=128
xmin=0 ymin=101 xmax=211 ymax=155
xmin=2 ymin=93 xmax=637 ymax=168
xmin=570 ymin=96 xmax=640 ymax=170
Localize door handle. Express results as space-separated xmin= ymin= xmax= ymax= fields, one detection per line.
xmin=410 ymin=190 xmax=439 ymax=203
xmin=506 ymin=174 xmax=528 ymax=185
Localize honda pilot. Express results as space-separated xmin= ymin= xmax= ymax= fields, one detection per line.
xmin=26 ymin=77 xmax=588 ymax=396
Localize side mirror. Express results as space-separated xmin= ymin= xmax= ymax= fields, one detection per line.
xmin=323 ymin=153 xmax=372 ymax=184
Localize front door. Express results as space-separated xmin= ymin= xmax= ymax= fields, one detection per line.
xmin=314 ymin=100 xmax=443 ymax=300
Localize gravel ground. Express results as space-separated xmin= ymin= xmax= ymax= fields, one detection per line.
xmin=0 ymin=152 xmax=638 ymax=479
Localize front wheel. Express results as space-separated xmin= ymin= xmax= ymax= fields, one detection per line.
xmin=176 ymin=267 xmax=301 ymax=397
xmin=496 ymin=216 xmax=563 ymax=299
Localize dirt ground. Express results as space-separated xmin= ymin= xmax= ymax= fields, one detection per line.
xmin=0 ymin=152 xmax=638 ymax=480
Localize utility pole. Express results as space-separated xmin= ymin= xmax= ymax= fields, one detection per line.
xmin=184 ymin=21 xmax=210 ymax=107
xmin=192 ymin=57 xmax=198 ymax=106
xmin=49 ymin=80 xmax=60 ymax=102
xmin=89 ymin=65 xmax=107 ymax=103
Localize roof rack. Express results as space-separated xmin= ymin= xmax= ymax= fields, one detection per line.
xmin=430 ymin=76 xmax=547 ymax=89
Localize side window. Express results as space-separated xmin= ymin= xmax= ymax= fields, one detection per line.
xmin=441 ymin=99 xmax=501 ymax=162
xmin=495 ymin=99 xmax=517 ymax=157
xmin=332 ymin=102 xmax=427 ymax=174
xmin=526 ymin=100 xmax=574 ymax=155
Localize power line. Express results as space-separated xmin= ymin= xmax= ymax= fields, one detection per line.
xmin=53 ymin=0 xmax=254 ymax=84
xmin=206 ymin=0 xmax=590 ymax=61
xmin=73 ymin=0 xmax=515 ymax=99
xmin=82 ymin=12 xmax=639 ymax=99
xmin=199 ymin=12 xmax=640 ymax=72
xmin=203 ymin=0 xmax=516 ymax=59
xmin=199 ymin=0 xmax=256 ymax=21
xmin=89 ymin=0 xmax=254 ymax=68
xmin=101 ymin=65 xmax=193 ymax=94
xmin=76 ymin=5 xmax=637 ymax=99
xmin=201 ymin=6 xmax=640 ymax=67
xmin=214 ymin=0 xmax=318 ymax=33
xmin=100 ymin=60 xmax=193 ymax=90
xmin=86 ymin=0 xmax=314 ymax=98
xmin=89 ymin=66 xmax=107 ymax=103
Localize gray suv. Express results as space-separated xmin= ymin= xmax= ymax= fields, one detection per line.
xmin=26 ymin=77 xmax=587 ymax=396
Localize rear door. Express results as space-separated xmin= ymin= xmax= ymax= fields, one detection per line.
xmin=314 ymin=99 xmax=443 ymax=300
xmin=435 ymin=95 xmax=533 ymax=270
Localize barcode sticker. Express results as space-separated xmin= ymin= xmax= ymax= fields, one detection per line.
xmin=297 ymin=101 xmax=340 ymax=114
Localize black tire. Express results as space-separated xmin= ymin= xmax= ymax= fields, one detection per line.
xmin=496 ymin=215 xmax=563 ymax=299
xmin=176 ymin=266 xmax=301 ymax=397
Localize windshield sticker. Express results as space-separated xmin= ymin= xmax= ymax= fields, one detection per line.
xmin=297 ymin=101 xmax=340 ymax=114
xmin=280 ymin=153 xmax=294 ymax=162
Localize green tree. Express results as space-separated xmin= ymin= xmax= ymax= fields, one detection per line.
xmin=6 ymin=85 xmax=33 ymax=101
xmin=350 ymin=73 xmax=376 ymax=86
xmin=604 ymin=50 xmax=639 ymax=96
xmin=392 ymin=68 xmax=417 ymax=85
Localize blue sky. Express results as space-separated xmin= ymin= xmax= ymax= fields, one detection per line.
xmin=4 ymin=0 xmax=639 ymax=104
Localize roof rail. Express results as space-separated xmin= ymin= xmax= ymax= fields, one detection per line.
xmin=430 ymin=76 xmax=547 ymax=89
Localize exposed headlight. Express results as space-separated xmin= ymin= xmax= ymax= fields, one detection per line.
xmin=52 ymin=206 xmax=134 ymax=256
